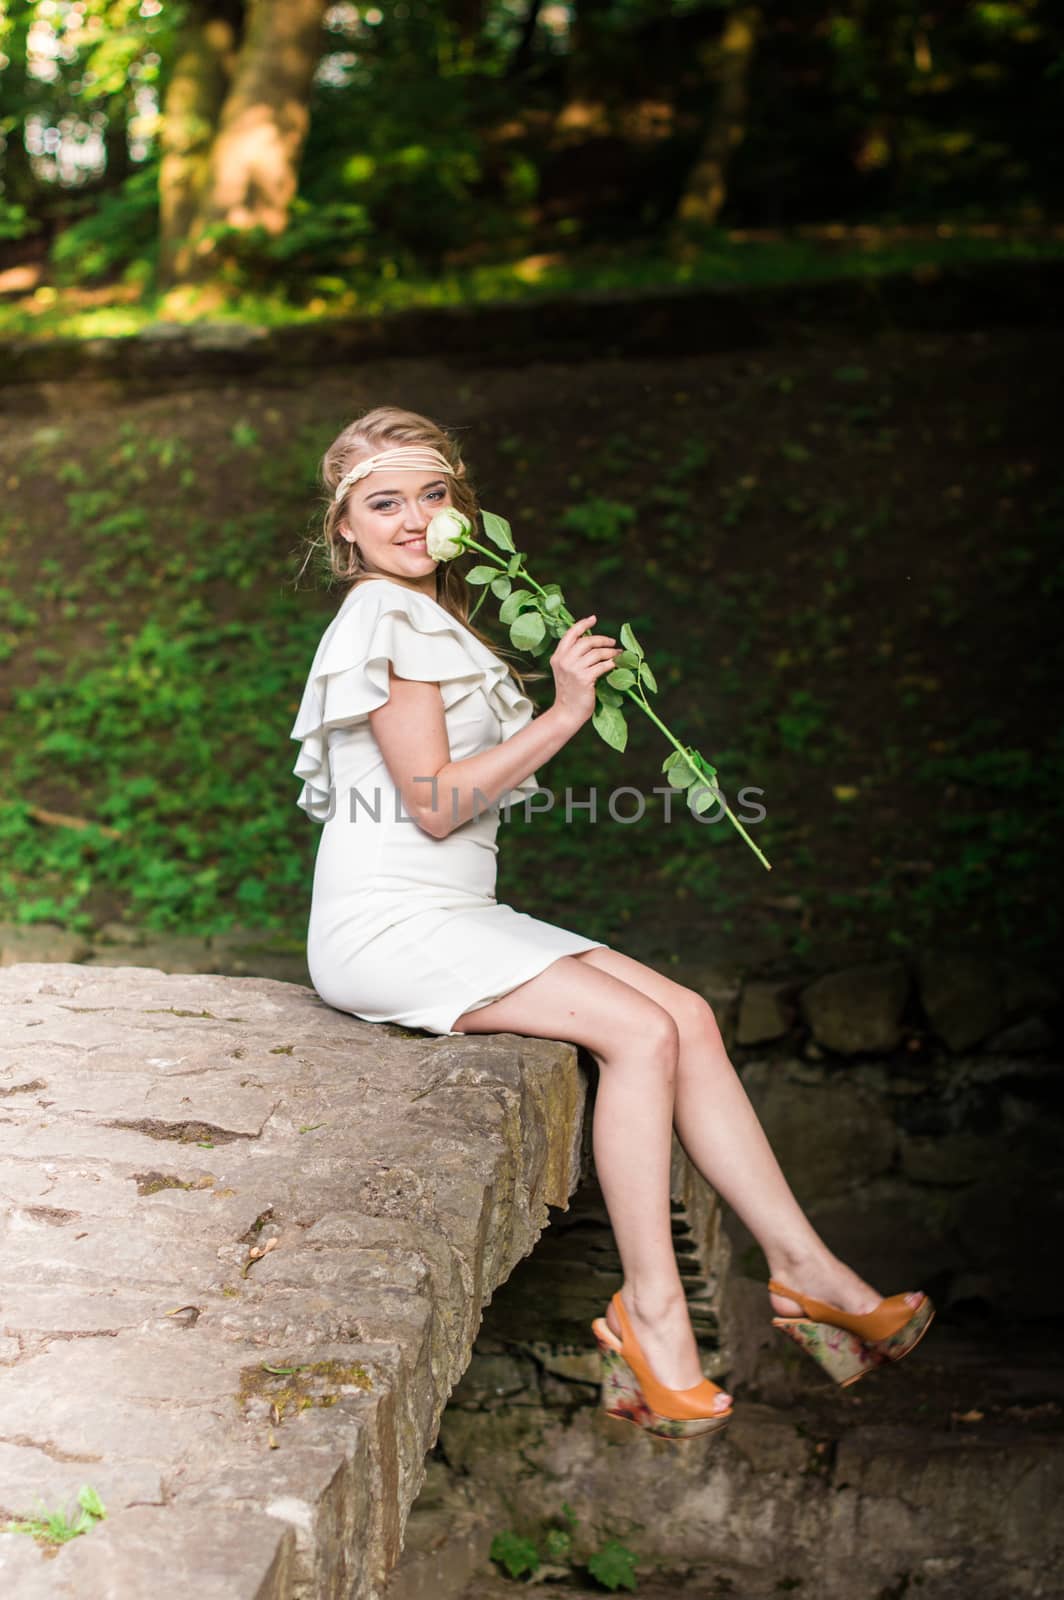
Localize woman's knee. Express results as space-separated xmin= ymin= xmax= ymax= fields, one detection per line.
xmin=451 ymin=953 xmax=679 ymax=1071
xmin=671 ymin=986 xmax=722 ymax=1048
xmin=607 ymin=997 xmax=680 ymax=1071
xmin=570 ymin=946 xmax=721 ymax=1056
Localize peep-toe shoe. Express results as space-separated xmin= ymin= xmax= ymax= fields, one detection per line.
xmin=768 ymin=1277 xmax=935 ymax=1387
xmin=590 ymin=1290 xmax=733 ymax=1442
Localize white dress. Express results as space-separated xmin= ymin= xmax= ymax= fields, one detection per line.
xmin=290 ymin=577 xmax=607 ymax=1036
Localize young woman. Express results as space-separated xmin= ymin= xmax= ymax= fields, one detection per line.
xmin=291 ymin=405 xmax=933 ymax=1442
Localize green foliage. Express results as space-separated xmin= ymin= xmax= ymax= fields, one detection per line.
xmin=2 ymin=0 xmax=1063 ymax=315
xmin=0 ymin=345 xmax=1058 ymax=969
xmin=590 ymin=698 xmax=627 ymax=751
xmin=481 ymin=509 xmax=517 ymax=555
xmin=3 ymin=1484 xmax=107 ymax=1543
xmin=558 ymin=498 xmax=638 ymax=547
xmin=210 ymin=200 xmax=373 ymax=296
xmin=776 ymin=690 xmax=830 ymax=757
xmin=489 ymin=1502 xmax=639 ymax=1591
xmin=587 ymin=1538 xmax=640 ymax=1592
xmin=454 ymin=511 xmax=766 ymax=854
xmin=295 ymin=32 xmax=518 ymax=280
xmin=50 ymin=166 xmax=158 ymax=287
xmin=0 ymin=417 xmax=323 ymax=934
xmin=489 ymin=1529 xmax=541 ymax=1579
xmin=3 ymin=231 xmax=1064 ymax=338
xmin=0 ymin=199 xmax=39 ymax=242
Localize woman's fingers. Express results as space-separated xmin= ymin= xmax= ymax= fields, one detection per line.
xmin=549 ymin=614 xmax=623 ymax=727
xmin=562 ymin=614 xmax=596 ymax=639
xmin=556 ymin=614 xmax=619 ymax=671
xmin=565 ymin=617 xmax=617 ymax=648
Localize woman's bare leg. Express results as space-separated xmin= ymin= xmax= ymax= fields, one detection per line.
xmin=574 ymin=948 xmax=922 ymax=1322
xmin=452 ymin=953 xmax=730 ymax=1406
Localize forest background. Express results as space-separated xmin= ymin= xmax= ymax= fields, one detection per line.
xmin=0 ymin=0 xmax=1060 ymax=978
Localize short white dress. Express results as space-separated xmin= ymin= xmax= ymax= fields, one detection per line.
xmin=290 ymin=577 xmax=607 ymax=1036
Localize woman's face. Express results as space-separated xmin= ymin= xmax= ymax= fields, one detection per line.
xmin=340 ymin=467 xmax=455 ymax=593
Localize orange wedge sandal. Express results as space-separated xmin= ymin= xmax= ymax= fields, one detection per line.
xmin=768 ymin=1278 xmax=935 ymax=1387
xmin=590 ymin=1290 xmax=733 ymax=1441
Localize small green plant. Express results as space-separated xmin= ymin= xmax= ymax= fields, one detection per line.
xmin=3 ymin=1484 xmax=107 ymax=1543
xmin=587 ymin=1538 xmax=639 ymax=1591
xmin=557 ymin=497 xmax=637 ymax=546
xmin=776 ymin=689 xmax=830 ymax=757
xmin=489 ymin=1528 xmax=542 ymax=1579
xmin=489 ymin=1501 xmax=639 ymax=1591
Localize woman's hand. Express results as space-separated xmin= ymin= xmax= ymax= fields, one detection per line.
xmin=549 ymin=614 xmax=621 ymax=730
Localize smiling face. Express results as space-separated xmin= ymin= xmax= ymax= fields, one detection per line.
xmin=338 ymin=467 xmax=454 ymax=596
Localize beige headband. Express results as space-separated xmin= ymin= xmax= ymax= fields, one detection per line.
xmin=333 ymin=445 xmax=457 ymax=504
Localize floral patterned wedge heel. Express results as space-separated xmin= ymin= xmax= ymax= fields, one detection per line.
xmin=768 ymin=1277 xmax=936 ymax=1387
xmin=590 ymin=1290 xmax=733 ymax=1442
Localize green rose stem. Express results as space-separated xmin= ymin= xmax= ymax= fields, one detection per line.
xmin=430 ymin=512 xmax=772 ymax=872
xmin=611 ymin=684 xmax=771 ymax=872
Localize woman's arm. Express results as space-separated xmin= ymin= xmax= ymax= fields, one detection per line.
xmin=368 ymin=613 xmax=621 ymax=838
xmin=369 ymin=671 xmax=582 ymax=838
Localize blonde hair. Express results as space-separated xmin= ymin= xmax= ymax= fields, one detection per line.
xmin=298 ymin=405 xmax=547 ymax=700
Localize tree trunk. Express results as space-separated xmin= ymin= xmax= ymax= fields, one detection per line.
xmin=570 ymin=0 xmax=611 ymax=58
xmin=508 ymin=0 xmax=544 ymax=79
xmin=179 ymin=0 xmax=329 ymax=282
xmin=157 ymin=4 xmax=241 ymax=287
xmin=567 ymin=0 xmax=612 ymax=97
xmin=103 ymin=96 xmax=133 ymax=190
xmin=0 ymin=4 xmax=39 ymax=213
xmin=673 ymin=5 xmax=761 ymax=231
xmin=444 ymin=0 xmax=486 ymax=52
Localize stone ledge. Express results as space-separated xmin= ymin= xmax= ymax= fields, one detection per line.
xmin=1 ymin=260 xmax=1061 ymax=395
xmin=0 ymin=962 xmax=592 ymax=1599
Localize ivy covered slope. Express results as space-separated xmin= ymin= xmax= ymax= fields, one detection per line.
xmin=0 ymin=332 xmax=1059 ymax=970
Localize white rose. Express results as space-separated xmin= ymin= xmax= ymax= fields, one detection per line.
xmin=426 ymin=507 xmax=471 ymax=561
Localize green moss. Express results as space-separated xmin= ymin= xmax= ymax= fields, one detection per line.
xmin=133 ymin=1170 xmax=214 ymax=1196
xmin=236 ymin=1358 xmax=373 ymax=1422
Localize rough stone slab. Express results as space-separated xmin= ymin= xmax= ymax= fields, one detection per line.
xmin=799 ymin=961 xmax=910 ymax=1055
xmin=899 ymin=1130 xmax=999 ymax=1186
xmin=982 ymin=1014 xmax=1055 ymax=1054
xmin=0 ymin=1530 xmax=62 ymax=1597
xmin=431 ymin=1370 xmax=1064 ymax=1600
xmin=2 ymin=1506 xmax=295 ymax=1599
xmin=827 ymin=1429 xmax=1064 ymax=1578
xmin=381 ymin=1483 xmax=501 ymax=1600
xmin=999 ymin=959 xmax=1060 ymax=1020
xmin=0 ymin=963 xmax=592 ymax=1598
xmin=916 ymin=949 xmax=1006 ymax=1052
xmin=736 ymin=980 xmax=795 ymax=1046
xmin=733 ymin=1060 xmax=897 ymax=1206
xmin=0 ymin=923 xmax=92 ymax=966
xmin=79 ymin=939 xmax=215 ymax=973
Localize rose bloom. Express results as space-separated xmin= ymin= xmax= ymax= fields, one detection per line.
xmin=426 ymin=508 xmax=471 ymax=561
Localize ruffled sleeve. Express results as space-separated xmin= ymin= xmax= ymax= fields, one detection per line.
xmin=290 ymin=578 xmax=541 ymax=822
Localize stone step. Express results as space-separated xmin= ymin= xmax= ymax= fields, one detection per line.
xmin=385 ymin=1314 xmax=1064 ymax=1600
